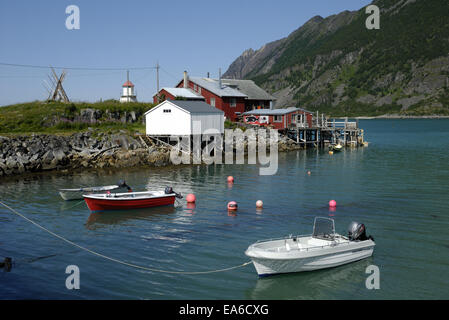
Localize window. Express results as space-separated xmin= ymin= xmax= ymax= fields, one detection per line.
xmin=163 ymin=109 xmax=171 ymax=113
xmin=291 ymin=114 xmax=297 ymax=123
xmin=273 ymin=115 xmax=282 ymax=122
xmin=230 ymin=98 xmax=236 ymax=107
xmin=210 ymin=97 xmax=216 ymax=107
xmin=198 ymin=87 xmax=201 ymax=94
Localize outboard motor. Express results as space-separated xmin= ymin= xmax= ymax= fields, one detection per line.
xmin=348 ymin=222 xmax=373 ymax=241
xmin=165 ymin=186 xmax=183 ymax=199
xmin=118 ymin=180 xmax=132 ymax=192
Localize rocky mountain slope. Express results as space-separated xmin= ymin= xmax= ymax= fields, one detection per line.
xmin=223 ymin=0 xmax=449 ymax=116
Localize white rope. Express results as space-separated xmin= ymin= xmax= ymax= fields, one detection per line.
xmin=0 ymin=200 xmax=252 ymax=274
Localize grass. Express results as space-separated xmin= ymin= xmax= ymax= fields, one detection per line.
xmin=0 ymin=100 xmax=151 ymax=135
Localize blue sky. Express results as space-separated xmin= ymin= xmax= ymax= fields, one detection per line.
xmin=0 ymin=0 xmax=371 ymax=106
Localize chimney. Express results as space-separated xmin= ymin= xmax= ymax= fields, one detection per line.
xmin=207 ymin=72 xmax=210 ymax=78
xmin=218 ymin=68 xmax=222 ymax=89
xmin=183 ymin=71 xmax=188 ymax=89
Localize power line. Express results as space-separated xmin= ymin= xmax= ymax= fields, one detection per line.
xmin=0 ymin=62 xmax=157 ymax=71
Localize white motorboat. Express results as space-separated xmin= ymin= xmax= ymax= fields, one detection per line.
xmin=59 ymin=181 xmax=131 ymax=201
xmin=245 ymin=217 xmax=375 ymax=277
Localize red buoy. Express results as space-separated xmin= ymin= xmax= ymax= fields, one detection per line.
xmin=227 ymin=176 xmax=234 ymax=183
xmin=256 ymin=200 xmax=263 ymax=208
xmin=329 ymin=200 xmax=337 ymax=207
xmin=186 ymin=194 xmax=196 ymax=203
xmin=227 ymin=201 xmax=238 ymax=210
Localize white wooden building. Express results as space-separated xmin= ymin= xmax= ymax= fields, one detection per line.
xmin=144 ymin=100 xmax=224 ymax=136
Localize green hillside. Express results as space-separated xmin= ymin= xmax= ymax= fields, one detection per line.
xmin=0 ymin=100 xmax=152 ymax=134
xmin=224 ymin=0 xmax=449 ymax=116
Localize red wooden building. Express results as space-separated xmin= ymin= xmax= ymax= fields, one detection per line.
xmin=176 ymin=72 xmax=248 ymax=121
xmin=242 ymin=107 xmax=314 ymax=130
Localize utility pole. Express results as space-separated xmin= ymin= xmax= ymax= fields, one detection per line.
xmin=156 ymin=62 xmax=160 ymax=94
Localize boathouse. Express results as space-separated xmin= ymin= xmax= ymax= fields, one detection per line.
xmin=144 ymin=100 xmax=224 ymax=136
xmin=242 ymin=107 xmax=314 ymax=130
xmin=152 ymin=87 xmax=205 ymax=104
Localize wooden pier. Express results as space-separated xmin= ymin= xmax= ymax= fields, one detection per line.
xmin=283 ymin=113 xmax=366 ymax=149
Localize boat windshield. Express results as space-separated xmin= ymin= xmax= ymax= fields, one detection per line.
xmin=312 ymin=217 xmax=335 ymax=240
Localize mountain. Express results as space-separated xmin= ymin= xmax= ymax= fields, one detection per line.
xmin=223 ymin=0 xmax=449 ymax=116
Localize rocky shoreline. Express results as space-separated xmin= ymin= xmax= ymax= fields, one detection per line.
xmin=0 ymin=130 xmax=300 ymax=178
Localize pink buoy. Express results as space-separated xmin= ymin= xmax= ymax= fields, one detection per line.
xmin=329 ymin=200 xmax=337 ymax=207
xmin=227 ymin=201 xmax=238 ymax=210
xmin=227 ymin=176 xmax=234 ymax=183
xmin=256 ymin=200 xmax=263 ymax=208
xmin=186 ymin=194 xmax=196 ymax=203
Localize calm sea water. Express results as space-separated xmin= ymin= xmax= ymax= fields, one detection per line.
xmin=1 ymin=119 xmax=449 ymax=299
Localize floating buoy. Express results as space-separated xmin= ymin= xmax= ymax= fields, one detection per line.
xmin=227 ymin=201 xmax=238 ymax=210
xmin=329 ymin=151 xmax=334 ymax=155
xmin=227 ymin=176 xmax=234 ymax=183
xmin=329 ymin=200 xmax=337 ymax=207
xmin=307 ymin=171 xmax=311 ymax=175
xmin=256 ymin=200 xmax=263 ymax=208
xmin=186 ymin=194 xmax=196 ymax=203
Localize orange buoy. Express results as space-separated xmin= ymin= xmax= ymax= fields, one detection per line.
xmin=186 ymin=194 xmax=196 ymax=203
xmin=256 ymin=200 xmax=263 ymax=208
xmin=227 ymin=176 xmax=234 ymax=183
xmin=227 ymin=201 xmax=238 ymax=210
xmin=329 ymin=151 xmax=334 ymax=155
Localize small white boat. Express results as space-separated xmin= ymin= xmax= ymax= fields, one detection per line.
xmin=59 ymin=181 xmax=131 ymax=201
xmin=245 ymin=217 xmax=375 ymax=277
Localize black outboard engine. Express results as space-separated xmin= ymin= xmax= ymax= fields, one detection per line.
xmin=348 ymin=221 xmax=373 ymax=241
xmin=118 ymin=180 xmax=132 ymax=192
xmin=165 ymin=186 xmax=183 ymax=199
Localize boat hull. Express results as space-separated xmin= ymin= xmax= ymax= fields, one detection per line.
xmin=246 ymin=240 xmax=375 ymax=277
xmin=84 ymin=193 xmax=176 ymax=212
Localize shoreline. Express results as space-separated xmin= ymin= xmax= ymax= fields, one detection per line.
xmin=0 ymin=130 xmax=302 ymax=179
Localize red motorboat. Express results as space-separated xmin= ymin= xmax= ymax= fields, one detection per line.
xmin=83 ymin=188 xmax=182 ymax=212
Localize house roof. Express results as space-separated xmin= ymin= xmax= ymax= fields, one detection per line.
xmin=221 ymin=79 xmax=276 ymax=101
xmin=188 ymin=77 xmax=247 ymax=98
xmin=242 ymin=107 xmax=305 ymax=116
xmin=145 ymin=100 xmax=224 ymax=115
xmin=159 ymin=87 xmax=204 ymax=99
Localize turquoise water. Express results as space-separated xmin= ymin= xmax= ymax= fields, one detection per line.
xmin=1 ymin=119 xmax=449 ymax=299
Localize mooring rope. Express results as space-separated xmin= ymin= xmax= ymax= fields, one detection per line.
xmin=59 ymin=200 xmax=85 ymax=212
xmin=0 ymin=200 xmax=252 ymax=274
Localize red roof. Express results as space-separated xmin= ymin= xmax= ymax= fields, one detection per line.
xmin=123 ymin=81 xmax=134 ymax=87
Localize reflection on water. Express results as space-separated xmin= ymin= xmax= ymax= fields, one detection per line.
xmin=85 ymin=206 xmax=177 ymax=230
xmin=246 ymin=258 xmax=374 ymax=300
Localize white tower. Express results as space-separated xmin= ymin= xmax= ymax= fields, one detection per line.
xmin=120 ymin=71 xmax=137 ymax=103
